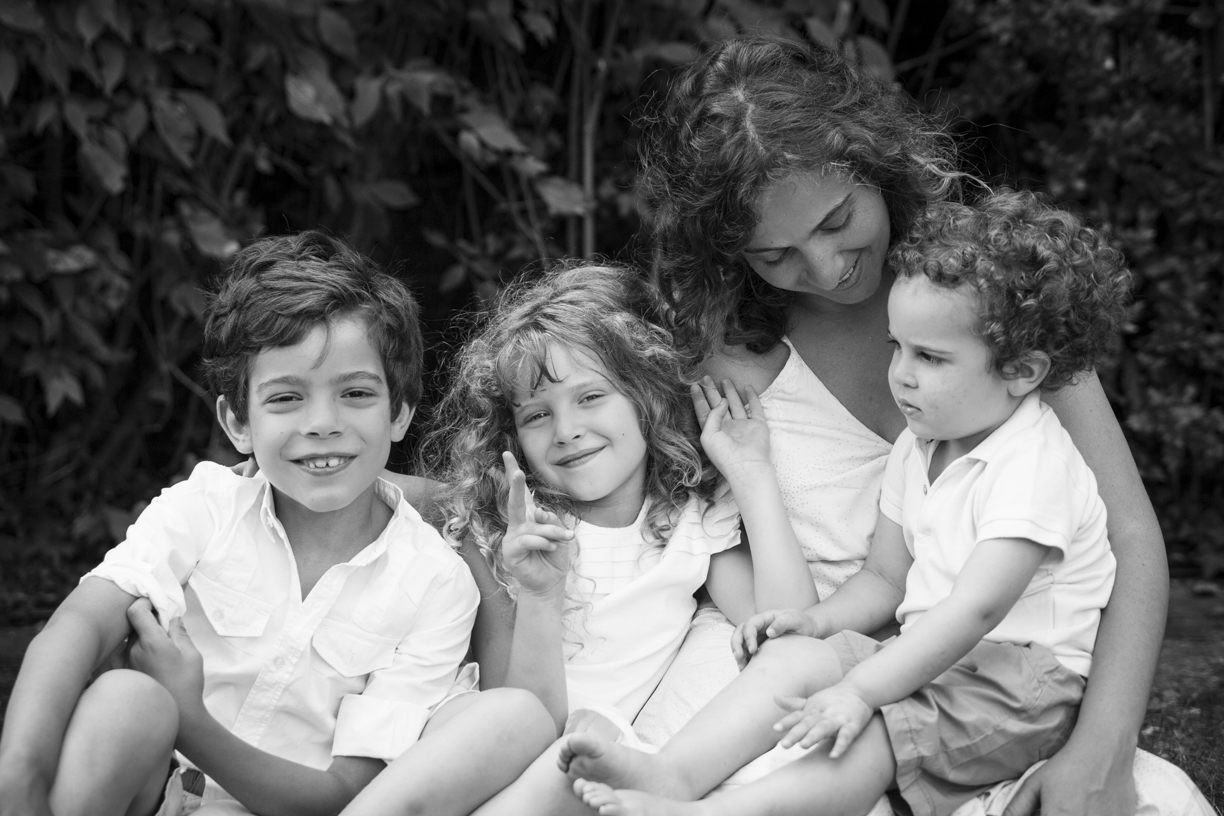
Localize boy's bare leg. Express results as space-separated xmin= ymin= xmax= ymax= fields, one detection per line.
xmin=572 ymin=715 xmax=895 ymax=816
xmin=559 ymin=635 xmax=843 ymax=800
xmin=49 ymin=669 xmax=179 ymax=816
xmin=340 ymin=687 xmax=555 ymax=816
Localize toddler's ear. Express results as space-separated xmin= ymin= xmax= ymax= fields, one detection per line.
xmin=1003 ymin=352 xmax=1051 ymax=397
xmin=216 ymin=396 xmax=254 ymax=455
xmin=391 ymin=402 xmax=415 ymax=443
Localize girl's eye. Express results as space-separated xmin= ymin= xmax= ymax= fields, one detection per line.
xmin=518 ymin=410 xmax=548 ymax=425
xmin=579 ymin=392 xmax=605 ymax=404
xmin=822 ymin=210 xmax=852 ymax=233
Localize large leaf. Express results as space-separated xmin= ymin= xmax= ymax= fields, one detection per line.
xmin=114 ymin=99 xmax=148 ymax=144
xmin=853 ymin=35 xmax=893 ymax=80
xmin=855 ymin=0 xmax=889 ymax=30
xmin=534 ymin=175 xmax=590 ymax=216
xmin=285 ymin=49 xmax=346 ymax=126
xmin=42 ymin=368 xmax=85 ymax=416
xmin=350 ymin=74 xmax=383 ymax=128
xmin=178 ymin=90 xmax=232 ymax=146
xmin=45 ymin=245 xmax=100 ymax=274
xmin=365 ymin=180 xmax=420 ymax=209
xmin=460 ymin=106 xmax=526 ymax=153
xmin=179 ymin=201 xmax=239 ymax=259
xmin=0 ymin=394 xmax=26 ymax=426
xmin=152 ymin=91 xmax=198 ymax=167
xmin=318 ymin=8 xmax=359 ymax=61
xmin=97 ymin=39 xmax=124 ymax=95
xmin=76 ymin=3 xmax=105 ymax=46
xmin=79 ymin=138 xmax=128 ymax=195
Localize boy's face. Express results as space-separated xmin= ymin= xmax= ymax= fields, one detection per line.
xmin=886 ymin=275 xmax=1032 ymax=460
xmin=220 ymin=316 xmax=411 ymax=516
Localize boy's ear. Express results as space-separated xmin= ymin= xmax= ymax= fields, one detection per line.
xmin=1002 ymin=352 xmax=1051 ymax=397
xmin=216 ymin=396 xmax=254 ymax=455
xmin=391 ymin=402 xmax=415 ymax=443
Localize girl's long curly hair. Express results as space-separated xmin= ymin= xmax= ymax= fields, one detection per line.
xmin=890 ymin=189 xmax=1131 ymax=391
xmin=639 ymin=35 xmax=966 ymax=362
xmin=424 ymin=262 xmax=720 ymax=595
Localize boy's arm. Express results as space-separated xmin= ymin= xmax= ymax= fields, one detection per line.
xmin=0 ymin=578 xmax=138 ymax=815
xmin=776 ymin=537 xmax=1048 ymax=753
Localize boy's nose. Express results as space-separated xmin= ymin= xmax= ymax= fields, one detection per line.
xmin=303 ymin=400 xmax=343 ymax=436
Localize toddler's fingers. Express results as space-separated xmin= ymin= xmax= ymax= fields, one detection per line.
xmin=796 ymin=718 xmax=839 ymax=750
xmin=827 ymin=721 xmax=862 ymax=758
xmin=777 ymin=714 xmax=821 ymax=749
xmin=721 ymin=379 xmax=747 ymax=419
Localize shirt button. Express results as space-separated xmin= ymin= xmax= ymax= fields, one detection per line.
xmin=273 ymin=656 xmax=286 ymax=668
xmin=922 ymin=485 xmax=928 ymax=495
xmin=212 ymin=609 xmax=226 ymax=622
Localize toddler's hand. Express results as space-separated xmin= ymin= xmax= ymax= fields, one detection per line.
xmin=731 ymin=609 xmax=815 ymax=669
xmin=691 ymin=377 xmax=771 ymax=483
xmin=502 ymin=451 xmax=572 ymax=598
xmin=773 ymin=684 xmax=873 ymax=756
xmin=126 ymin=599 xmax=207 ymax=726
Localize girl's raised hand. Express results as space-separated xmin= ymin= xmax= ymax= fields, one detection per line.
xmin=502 ymin=451 xmax=573 ymax=598
xmin=691 ymin=376 xmax=771 ymax=483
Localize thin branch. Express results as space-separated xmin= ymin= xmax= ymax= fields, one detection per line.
xmin=582 ymin=0 xmax=624 ymax=258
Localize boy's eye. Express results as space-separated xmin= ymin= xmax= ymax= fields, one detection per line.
xmin=578 ymin=392 xmax=605 ymax=404
xmin=267 ymin=393 xmax=299 ymax=405
xmin=518 ymin=410 xmax=548 ymax=426
xmin=344 ymin=388 xmax=376 ymax=400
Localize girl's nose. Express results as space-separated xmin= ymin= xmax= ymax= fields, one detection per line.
xmin=552 ymin=407 xmax=583 ymax=444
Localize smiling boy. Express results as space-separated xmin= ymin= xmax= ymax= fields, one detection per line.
xmin=0 ymin=232 xmax=500 ymax=816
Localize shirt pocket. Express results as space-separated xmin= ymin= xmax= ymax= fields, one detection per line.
xmin=312 ymin=617 xmax=399 ymax=679
xmin=188 ymin=570 xmax=273 ymax=638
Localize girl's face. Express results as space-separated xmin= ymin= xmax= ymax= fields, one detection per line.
xmin=512 ymin=344 xmax=649 ymax=528
xmin=742 ymin=172 xmax=891 ymax=309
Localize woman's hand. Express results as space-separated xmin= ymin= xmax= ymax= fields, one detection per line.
xmin=501 ymin=451 xmax=572 ymax=598
xmin=1001 ymin=738 xmax=1136 ymax=816
xmin=691 ymin=377 xmax=772 ymax=484
xmin=731 ymin=609 xmax=816 ymax=669
xmin=773 ymin=684 xmax=874 ymax=755
xmin=125 ymin=600 xmax=207 ymax=728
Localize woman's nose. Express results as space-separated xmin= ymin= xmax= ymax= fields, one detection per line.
xmin=798 ymin=241 xmax=849 ymax=289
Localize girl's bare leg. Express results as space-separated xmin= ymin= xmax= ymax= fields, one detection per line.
xmin=49 ymin=669 xmax=179 ymax=816
xmin=341 ymin=687 xmax=555 ymax=816
xmin=560 ymin=635 xmax=843 ymax=800
xmin=572 ymin=716 xmax=895 ymax=816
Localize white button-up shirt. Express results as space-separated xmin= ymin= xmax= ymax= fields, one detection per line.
xmin=86 ymin=461 xmax=479 ymax=775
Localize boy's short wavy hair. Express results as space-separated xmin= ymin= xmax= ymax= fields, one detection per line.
xmin=889 ymin=189 xmax=1131 ymax=391
xmin=201 ymin=230 xmax=423 ymax=424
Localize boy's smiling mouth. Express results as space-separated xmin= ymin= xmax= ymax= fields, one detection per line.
xmin=295 ymin=455 xmax=355 ymax=471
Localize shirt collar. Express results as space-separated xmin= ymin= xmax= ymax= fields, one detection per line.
xmin=256 ymin=474 xmax=408 ymax=564
xmin=956 ymin=391 xmax=1045 ymax=464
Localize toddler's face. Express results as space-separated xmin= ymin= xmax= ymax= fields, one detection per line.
xmin=512 ymin=344 xmax=649 ymax=528
xmin=886 ymin=276 xmax=1023 ymax=460
xmin=223 ymin=315 xmax=411 ymax=519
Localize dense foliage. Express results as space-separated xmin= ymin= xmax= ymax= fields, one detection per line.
xmin=0 ymin=0 xmax=1220 ymax=621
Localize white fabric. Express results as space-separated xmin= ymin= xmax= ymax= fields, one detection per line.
xmin=85 ymin=460 xmax=479 ymax=791
xmin=758 ymin=336 xmax=894 ymax=600
xmin=881 ymin=393 xmax=1116 ymax=677
xmin=563 ymin=489 xmax=740 ymax=724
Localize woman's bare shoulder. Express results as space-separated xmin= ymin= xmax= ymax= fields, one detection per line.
xmin=700 ymin=340 xmax=790 ymax=393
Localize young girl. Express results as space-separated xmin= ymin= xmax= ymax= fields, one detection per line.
xmin=561 ymin=190 xmax=1144 ymax=816
xmin=345 ymin=262 xmax=819 ymax=816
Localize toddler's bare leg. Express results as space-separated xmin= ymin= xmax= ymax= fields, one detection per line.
xmin=340 ymin=687 xmax=555 ymax=816
xmin=562 ymin=634 xmax=843 ymax=800
xmin=572 ymin=715 xmax=895 ymax=816
xmin=49 ymin=669 xmax=179 ymax=816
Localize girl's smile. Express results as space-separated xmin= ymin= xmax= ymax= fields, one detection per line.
xmin=512 ymin=344 xmax=649 ymax=528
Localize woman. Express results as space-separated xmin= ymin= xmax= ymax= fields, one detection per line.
xmin=628 ymin=35 xmax=1178 ymax=816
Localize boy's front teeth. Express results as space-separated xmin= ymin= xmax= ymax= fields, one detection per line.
xmin=304 ymin=457 xmax=344 ymax=469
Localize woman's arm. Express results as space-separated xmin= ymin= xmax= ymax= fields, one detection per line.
xmin=1004 ymin=372 xmax=1168 ymax=816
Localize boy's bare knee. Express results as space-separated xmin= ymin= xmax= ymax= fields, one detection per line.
xmin=82 ymin=669 xmax=178 ymax=736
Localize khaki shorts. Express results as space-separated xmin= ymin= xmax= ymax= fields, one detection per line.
xmin=827 ymin=631 xmax=1085 ymax=816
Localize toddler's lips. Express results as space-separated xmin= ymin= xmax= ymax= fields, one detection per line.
xmin=896 ymin=400 xmax=920 ymax=416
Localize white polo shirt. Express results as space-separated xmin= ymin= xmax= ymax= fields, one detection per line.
xmin=86 ymin=461 xmax=479 ymax=775
xmin=880 ymin=393 xmax=1116 ymax=676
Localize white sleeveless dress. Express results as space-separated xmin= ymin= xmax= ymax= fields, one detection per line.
xmin=632 ymin=338 xmax=1214 ymax=816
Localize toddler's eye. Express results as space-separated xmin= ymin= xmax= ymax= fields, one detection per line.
xmin=918 ymin=352 xmax=943 ymax=364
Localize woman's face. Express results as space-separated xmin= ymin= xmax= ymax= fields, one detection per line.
xmin=742 ymin=173 xmax=891 ymax=308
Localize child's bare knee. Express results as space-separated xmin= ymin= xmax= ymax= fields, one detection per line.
xmin=83 ymin=669 xmax=178 ymax=737
xmin=479 ymin=688 xmax=554 ymax=749
xmin=753 ymin=634 xmax=840 ymax=680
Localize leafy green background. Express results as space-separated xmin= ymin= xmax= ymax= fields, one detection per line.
xmin=1 ymin=0 xmax=1221 ymax=623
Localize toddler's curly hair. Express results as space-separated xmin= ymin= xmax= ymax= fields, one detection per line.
xmin=423 ymin=262 xmax=719 ymax=595
xmin=890 ymin=189 xmax=1131 ymax=391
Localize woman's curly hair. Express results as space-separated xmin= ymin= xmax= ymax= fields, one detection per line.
xmin=422 ymin=262 xmax=720 ymax=596
xmin=638 ymin=34 xmax=966 ymax=362
xmin=889 ymin=189 xmax=1131 ymax=391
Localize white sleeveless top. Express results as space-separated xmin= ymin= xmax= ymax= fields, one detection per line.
xmin=757 ymin=336 xmax=894 ymax=600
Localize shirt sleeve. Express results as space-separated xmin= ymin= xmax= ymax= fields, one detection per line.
xmin=330 ymin=555 xmax=480 ymax=761
xmin=84 ymin=461 xmax=223 ymax=625
xmin=973 ymin=437 xmax=1082 ymax=559
xmin=878 ymin=433 xmax=909 ymax=525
